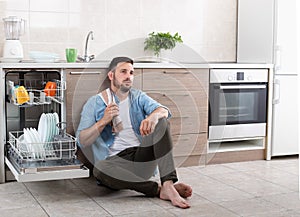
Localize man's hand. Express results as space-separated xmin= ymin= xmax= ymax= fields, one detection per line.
xmin=102 ymin=103 xmax=119 ymax=125
xmin=140 ymin=107 xmax=169 ymax=136
xmin=140 ymin=114 xmax=159 ymax=136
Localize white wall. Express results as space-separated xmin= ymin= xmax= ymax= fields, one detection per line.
xmin=0 ymin=0 xmax=237 ymax=62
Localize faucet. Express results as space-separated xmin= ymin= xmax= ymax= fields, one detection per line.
xmin=78 ymin=31 xmax=95 ymax=62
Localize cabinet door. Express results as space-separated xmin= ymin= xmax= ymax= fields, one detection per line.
xmin=143 ymin=68 xmax=209 ymax=134
xmin=237 ymin=0 xmax=274 ymax=63
xmin=147 ymin=91 xmax=208 ymax=134
xmin=173 ymin=133 xmax=207 ymax=167
xmin=172 ymin=133 xmax=207 ymax=157
xmin=66 ymin=69 xmax=107 ymax=135
xmin=142 ymin=68 xmax=209 ymax=167
xmin=274 ymin=0 xmax=297 ymax=74
xmin=272 ymin=75 xmax=298 ymax=156
xmin=143 ymin=68 xmax=208 ymax=91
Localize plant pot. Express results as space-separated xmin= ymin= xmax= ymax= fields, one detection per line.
xmin=159 ymin=50 xmax=172 ymax=63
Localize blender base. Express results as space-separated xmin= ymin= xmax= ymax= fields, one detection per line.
xmin=2 ymin=40 xmax=24 ymax=61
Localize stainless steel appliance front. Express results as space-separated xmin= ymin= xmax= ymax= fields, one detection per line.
xmin=209 ymin=69 xmax=268 ymax=141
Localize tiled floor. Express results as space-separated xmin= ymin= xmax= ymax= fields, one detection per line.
xmin=0 ymin=156 xmax=299 ymax=217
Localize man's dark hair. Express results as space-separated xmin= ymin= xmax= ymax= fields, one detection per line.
xmin=107 ymin=57 xmax=134 ymax=73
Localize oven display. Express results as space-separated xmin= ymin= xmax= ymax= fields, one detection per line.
xmin=236 ymin=72 xmax=244 ymax=81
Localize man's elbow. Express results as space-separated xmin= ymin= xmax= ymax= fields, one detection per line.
xmin=78 ymin=132 xmax=90 ymax=147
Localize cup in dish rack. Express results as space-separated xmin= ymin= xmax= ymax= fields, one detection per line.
xmin=16 ymin=134 xmax=29 ymax=157
xmin=44 ymin=81 xmax=57 ymax=97
xmin=15 ymin=86 xmax=30 ymax=104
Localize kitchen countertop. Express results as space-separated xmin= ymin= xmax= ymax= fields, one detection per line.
xmin=0 ymin=61 xmax=274 ymax=69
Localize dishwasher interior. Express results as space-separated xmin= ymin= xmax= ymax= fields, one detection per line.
xmin=4 ymin=69 xmax=89 ymax=182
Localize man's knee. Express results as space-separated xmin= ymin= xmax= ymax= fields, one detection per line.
xmin=153 ymin=117 xmax=170 ymax=144
xmin=93 ymin=160 xmax=109 ymax=178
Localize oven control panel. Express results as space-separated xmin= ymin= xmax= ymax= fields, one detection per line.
xmin=210 ymin=69 xmax=268 ymax=83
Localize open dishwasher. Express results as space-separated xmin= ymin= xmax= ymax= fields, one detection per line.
xmin=1 ymin=68 xmax=89 ymax=182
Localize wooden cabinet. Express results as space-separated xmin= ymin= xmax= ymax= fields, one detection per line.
xmin=65 ymin=67 xmax=208 ymax=167
xmin=143 ymin=68 xmax=208 ymax=91
xmin=65 ymin=69 xmax=107 ymax=135
xmin=147 ymin=91 xmax=208 ymax=134
xmin=143 ymin=68 xmax=209 ymax=167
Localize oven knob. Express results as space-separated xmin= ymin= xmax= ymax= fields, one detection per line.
xmin=247 ymin=76 xmax=253 ymax=81
xmin=228 ymin=75 xmax=233 ymax=81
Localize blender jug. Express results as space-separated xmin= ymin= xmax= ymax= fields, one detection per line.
xmin=3 ymin=16 xmax=25 ymax=40
xmin=2 ymin=16 xmax=25 ymax=60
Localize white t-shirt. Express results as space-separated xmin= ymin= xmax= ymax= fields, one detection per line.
xmin=108 ymin=97 xmax=140 ymax=156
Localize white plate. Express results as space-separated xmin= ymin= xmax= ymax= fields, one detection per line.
xmin=51 ymin=113 xmax=57 ymax=138
xmin=47 ymin=113 xmax=55 ymax=142
xmin=29 ymin=51 xmax=59 ymax=58
xmin=23 ymin=128 xmax=36 ymax=159
xmin=28 ymin=128 xmax=40 ymax=159
xmin=33 ymin=58 xmax=59 ymax=63
xmin=43 ymin=114 xmax=49 ymax=142
xmin=17 ymin=134 xmax=28 ymax=155
xmin=31 ymin=128 xmax=45 ymax=159
xmin=53 ymin=112 xmax=59 ymax=135
xmin=44 ymin=113 xmax=51 ymax=143
xmin=40 ymin=114 xmax=54 ymax=156
xmin=48 ymin=113 xmax=54 ymax=142
xmin=38 ymin=113 xmax=47 ymax=143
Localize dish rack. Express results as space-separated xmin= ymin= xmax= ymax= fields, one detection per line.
xmin=8 ymin=131 xmax=77 ymax=162
xmin=6 ymin=78 xmax=66 ymax=106
xmin=7 ymin=131 xmax=79 ymax=174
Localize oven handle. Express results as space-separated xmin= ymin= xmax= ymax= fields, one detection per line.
xmin=219 ymin=84 xmax=267 ymax=89
xmin=273 ymin=79 xmax=280 ymax=104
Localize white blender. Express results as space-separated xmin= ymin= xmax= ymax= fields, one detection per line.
xmin=2 ymin=16 xmax=25 ymax=62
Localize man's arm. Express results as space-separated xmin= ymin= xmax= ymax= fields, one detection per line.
xmin=139 ymin=107 xmax=168 ymax=136
xmin=79 ymin=103 xmax=119 ymax=147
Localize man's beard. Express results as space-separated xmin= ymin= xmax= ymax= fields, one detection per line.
xmin=119 ymin=83 xmax=131 ymax=93
xmin=113 ymin=75 xmax=132 ymax=93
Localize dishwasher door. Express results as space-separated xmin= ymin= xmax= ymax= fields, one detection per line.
xmin=3 ymin=69 xmax=89 ymax=182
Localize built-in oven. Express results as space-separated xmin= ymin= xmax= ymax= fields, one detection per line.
xmin=209 ymin=69 xmax=268 ymax=141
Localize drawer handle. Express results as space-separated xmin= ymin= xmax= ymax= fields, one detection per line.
xmin=69 ymin=71 xmax=102 ymax=75
xmin=162 ymin=71 xmax=189 ymax=74
xmin=172 ymin=116 xmax=190 ymax=119
xmin=162 ymin=93 xmax=189 ymax=97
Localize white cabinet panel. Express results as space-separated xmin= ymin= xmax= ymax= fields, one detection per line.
xmin=272 ymin=75 xmax=298 ymax=156
xmin=274 ymin=0 xmax=298 ymax=74
xmin=237 ymin=0 xmax=275 ymax=63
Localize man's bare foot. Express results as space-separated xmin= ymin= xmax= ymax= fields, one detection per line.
xmin=159 ymin=180 xmax=190 ymax=209
xmin=174 ymin=183 xmax=192 ymax=198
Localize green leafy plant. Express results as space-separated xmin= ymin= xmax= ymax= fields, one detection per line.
xmin=144 ymin=32 xmax=183 ymax=57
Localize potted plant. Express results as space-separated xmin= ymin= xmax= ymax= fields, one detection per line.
xmin=144 ymin=32 xmax=183 ymax=57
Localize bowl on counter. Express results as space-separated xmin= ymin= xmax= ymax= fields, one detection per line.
xmin=29 ymin=51 xmax=60 ymax=63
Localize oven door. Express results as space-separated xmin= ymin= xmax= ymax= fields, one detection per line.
xmin=209 ymin=83 xmax=267 ymax=140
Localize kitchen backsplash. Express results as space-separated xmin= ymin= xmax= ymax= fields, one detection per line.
xmin=0 ymin=0 xmax=237 ymax=62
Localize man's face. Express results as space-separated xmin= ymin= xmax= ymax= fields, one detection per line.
xmin=110 ymin=62 xmax=134 ymax=93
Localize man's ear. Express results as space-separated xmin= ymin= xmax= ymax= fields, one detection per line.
xmin=108 ymin=71 xmax=113 ymax=80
